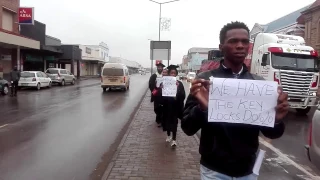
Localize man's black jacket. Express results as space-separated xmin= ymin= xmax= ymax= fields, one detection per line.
xmin=181 ymin=61 xmax=285 ymax=177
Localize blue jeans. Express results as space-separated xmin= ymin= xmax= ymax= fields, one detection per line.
xmin=200 ymin=165 xmax=258 ymax=180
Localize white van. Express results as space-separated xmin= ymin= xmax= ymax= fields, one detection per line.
xmin=101 ymin=63 xmax=130 ymax=92
xmin=187 ymin=72 xmax=196 ymax=82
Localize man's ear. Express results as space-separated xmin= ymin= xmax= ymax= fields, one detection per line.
xmin=219 ymin=44 xmax=224 ymax=54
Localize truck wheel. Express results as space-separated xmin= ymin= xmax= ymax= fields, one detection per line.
xmin=103 ymin=88 xmax=107 ymax=92
xmin=296 ymin=107 xmax=311 ymax=115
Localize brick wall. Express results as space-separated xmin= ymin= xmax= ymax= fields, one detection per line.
xmin=0 ymin=0 xmax=20 ymax=33
xmin=303 ymin=9 xmax=320 ymax=53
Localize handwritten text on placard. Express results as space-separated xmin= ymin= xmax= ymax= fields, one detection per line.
xmin=162 ymin=76 xmax=177 ymax=97
xmin=208 ymin=78 xmax=278 ymax=127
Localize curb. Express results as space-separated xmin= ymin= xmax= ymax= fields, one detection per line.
xmin=101 ymin=87 xmax=149 ymax=180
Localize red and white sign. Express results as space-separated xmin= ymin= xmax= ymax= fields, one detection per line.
xmin=18 ymin=7 xmax=34 ymax=25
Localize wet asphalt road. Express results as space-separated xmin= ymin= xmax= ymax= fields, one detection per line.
xmin=182 ymin=80 xmax=320 ymax=180
xmin=0 ymin=74 xmax=149 ymax=180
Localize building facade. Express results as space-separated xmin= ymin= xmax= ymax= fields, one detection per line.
xmin=20 ymin=20 xmax=63 ymax=72
xmin=250 ymin=4 xmax=311 ymax=40
xmin=301 ymin=0 xmax=320 ymax=53
xmin=187 ymin=47 xmax=217 ymax=72
xmin=79 ymin=42 xmax=109 ymax=76
xmin=0 ymin=0 xmax=40 ymax=79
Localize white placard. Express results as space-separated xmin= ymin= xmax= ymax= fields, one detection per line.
xmin=156 ymin=77 xmax=163 ymax=88
xmin=208 ymin=78 xmax=278 ymax=127
xmin=162 ymin=76 xmax=177 ymax=97
xmin=253 ymin=149 xmax=266 ymax=175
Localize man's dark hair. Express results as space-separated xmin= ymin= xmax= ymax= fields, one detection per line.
xmin=219 ymin=21 xmax=250 ymax=44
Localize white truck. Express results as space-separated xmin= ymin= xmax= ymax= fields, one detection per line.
xmin=250 ymin=33 xmax=319 ymax=114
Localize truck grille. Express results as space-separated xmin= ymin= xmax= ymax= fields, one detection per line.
xmin=280 ymin=71 xmax=313 ymax=96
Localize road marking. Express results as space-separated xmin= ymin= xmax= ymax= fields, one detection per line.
xmin=259 ymin=137 xmax=320 ymax=179
xmin=0 ymin=124 xmax=9 ymax=129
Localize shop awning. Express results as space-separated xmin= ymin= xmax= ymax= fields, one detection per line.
xmin=0 ymin=29 xmax=40 ymax=49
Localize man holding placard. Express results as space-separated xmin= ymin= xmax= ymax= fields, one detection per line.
xmin=149 ymin=62 xmax=166 ymax=127
xmin=181 ymin=21 xmax=289 ymax=180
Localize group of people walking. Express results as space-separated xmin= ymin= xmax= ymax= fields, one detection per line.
xmin=148 ymin=62 xmax=185 ymax=147
xmin=148 ymin=21 xmax=290 ymax=180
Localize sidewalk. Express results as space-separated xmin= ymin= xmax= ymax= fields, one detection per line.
xmin=102 ymin=91 xmax=201 ymax=180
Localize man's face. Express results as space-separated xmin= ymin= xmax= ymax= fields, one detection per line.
xmin=219 ymin=28 xmax=249 ymax=65
xmin=157 ymin=66 xmax=163 ymax=73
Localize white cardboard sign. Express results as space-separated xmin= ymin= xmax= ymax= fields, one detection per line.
xmin=208 ymin=78 xmax=278 ymax=127
xmin=162 ymin=76 xmax=177 ymax=97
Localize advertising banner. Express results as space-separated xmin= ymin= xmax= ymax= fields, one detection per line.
xmin=18 ymin=7 xmax=34 ymax=25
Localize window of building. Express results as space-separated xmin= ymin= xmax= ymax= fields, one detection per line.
xmin=317 ymin=19 xmax=320 ymax=44
xmin=2 ymin=9 xmax=14 ymax=31
xmin=307 ymin=21 xmax=311 ymax=39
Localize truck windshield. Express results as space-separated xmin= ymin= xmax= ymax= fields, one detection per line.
xmin=271 ymin=53 xmax=318 ymax=72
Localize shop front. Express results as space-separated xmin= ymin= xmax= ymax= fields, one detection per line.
xmin=0 ymin=29 xmax=40 ymax=79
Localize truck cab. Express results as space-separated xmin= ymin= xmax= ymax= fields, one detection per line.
xmin=250 ymin=33 xmax=319 ymax=114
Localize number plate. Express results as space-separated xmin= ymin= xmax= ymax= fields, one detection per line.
xmin=109 ymin=79 xmax=117 ymax=82
xmin=21 ymin=83 xmax=28 ymax=86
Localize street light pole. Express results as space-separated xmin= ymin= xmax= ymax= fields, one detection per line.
xmin=149 ymin=0 xmax=180 ymax=73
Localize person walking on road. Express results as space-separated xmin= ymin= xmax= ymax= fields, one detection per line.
xmin=162 ymin=65 xmax=185 ymax=147
xmin=149 ymin=62 xmax=166 ymax=127
xmin=10 ymin=66 xmax=20 ymax=97
xmin=181 ymin=21 xmax=289 ymax=180
xmin=151 ymin=68 xmax=168 ymax=128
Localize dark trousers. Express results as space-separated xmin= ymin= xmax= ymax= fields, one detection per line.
xmin=154 ymin=101 xmax=163 ymax=124
xmin=167 ymin=131 xmax=177 ymax=140
xmin=11 ymin=80 xmax=18 ymax=95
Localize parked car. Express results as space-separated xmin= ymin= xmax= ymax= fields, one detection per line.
xmin=101 ymin=63 xmax=130 ymax=92
xmin=45 ymin=68 xmax=76 ymax=86
xmin=0 ymin=77 xmax=9 ymax=95
xmin=186 ymin=72 xmax=196 ymax=82
xmin=305 ymin=106 xmax=320 ymax=169
xmin=19 ymin=71 xmax=52 ymax=90
xmin=179 ymin=73 xmax=187 ymax=80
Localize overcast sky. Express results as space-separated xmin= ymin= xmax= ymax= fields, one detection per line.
xmin=21 ymin=0 xmax=315 ymax=68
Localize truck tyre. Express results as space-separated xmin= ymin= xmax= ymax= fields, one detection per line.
xmin=296 ymin=107 xmax=311 ymax=115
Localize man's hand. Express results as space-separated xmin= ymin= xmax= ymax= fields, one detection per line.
xmin=190 ymin=79 xmax=210 ymax=111
xmin=275 ymin=87 xmax=289 ymax=122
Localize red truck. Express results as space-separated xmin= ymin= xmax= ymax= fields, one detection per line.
xmin=199 ymin=42 xmax=253 ymax=73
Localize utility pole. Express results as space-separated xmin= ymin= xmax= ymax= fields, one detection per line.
xmin=149 ymin=0 xmax=180 ymax=73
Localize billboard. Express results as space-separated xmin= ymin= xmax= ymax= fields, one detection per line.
xmin=18 ymin=7 xmax=34 ymax=25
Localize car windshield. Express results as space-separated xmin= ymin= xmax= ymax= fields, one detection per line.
xmin=46 ymin=69 xmax=59 ymax=74
xmin=271 ymin=53 xmax=319 ymax=72
xmin=103 ymin=68 xmax=123 ymax=76
xmin=21 ymin=72 xmax=35 ymax=77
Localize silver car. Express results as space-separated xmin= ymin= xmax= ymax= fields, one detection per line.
xmin=45 ymin=68 xmax=76 ymax=86
xmin=305 ymin=105 xmax=320 ymax=169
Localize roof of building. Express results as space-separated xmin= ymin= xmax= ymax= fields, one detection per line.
xmin=305 ymin=0 xmax=320 ymax=11
xmin=260 ymin=4 xmax=311 ymax=33
xmin=188 ymin=47 xmax=218 ymax=54
xmin=109 ymin=56 xmax=141 ymax=68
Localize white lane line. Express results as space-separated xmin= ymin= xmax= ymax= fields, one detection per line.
xmin=0 ymin=124 xmax=9 ymax=129
xmin=259 ymin=137 xmax=320 ymax=179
